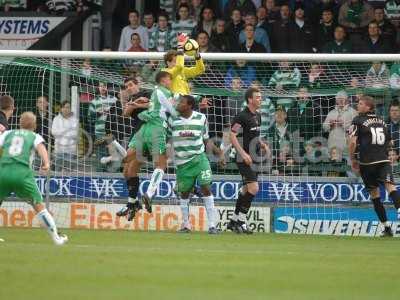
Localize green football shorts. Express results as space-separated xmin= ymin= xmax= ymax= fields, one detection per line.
xmin=176 ymin=153 xmax=212 ymax=193
xmin=128 ymin=123 xmax=167 ymax=155
xmin=0 ymin=164 xmax=43 ymax=205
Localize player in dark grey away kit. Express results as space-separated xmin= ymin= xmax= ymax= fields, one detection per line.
xmin=349 ymin=96 xmax=400 ymax=237
xmin=227 ymin=87 xmax=269 ymax=234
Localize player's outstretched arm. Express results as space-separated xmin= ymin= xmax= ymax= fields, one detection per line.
xmin=184 ymin=50 xmax=205 ymax=79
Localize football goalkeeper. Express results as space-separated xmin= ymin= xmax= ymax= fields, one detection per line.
xmin=163 ymin=33 xmax=209 ymax=108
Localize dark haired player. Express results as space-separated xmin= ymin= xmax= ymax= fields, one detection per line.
xmin=227 ymin=87 xmax=269 ymax=234
xmin=349 ymin=96 xmax=400 ymax=237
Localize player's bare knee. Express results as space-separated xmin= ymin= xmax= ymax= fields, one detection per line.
xmin=200 ymin=185 xmax=211 ymax=197
xmin=247 ymin=182 xmax=259 ymax=195
xmin=384 ymin=182 xmax=396 ymax=193
xmin=370 ymin=188 xmax=380 ymax=199
xmin=180 ymin=192 xmax=190 ymax=199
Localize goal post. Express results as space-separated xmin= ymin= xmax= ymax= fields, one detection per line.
xmin=1 ymin=50 xmax=400 ymax=235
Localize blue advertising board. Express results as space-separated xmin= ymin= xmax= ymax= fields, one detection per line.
xmin=274 ymin=207 xmax=400 ymax=236
xmin=33 ymin=176 xmax=398 ymax=204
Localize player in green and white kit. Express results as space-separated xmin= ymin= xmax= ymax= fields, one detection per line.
xmin=167 ymin=95 xmax=224 ymax=234
xmin=0 ymin=112 xmax=68 ymax=245
xmin=118 ymin=71 xmax=177 ymax=217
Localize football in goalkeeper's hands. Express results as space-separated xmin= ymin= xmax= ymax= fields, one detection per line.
xmin=184 ymin=39 xmax=199 ymax=56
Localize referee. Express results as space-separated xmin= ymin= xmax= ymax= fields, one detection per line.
xmin=349 ymin=96 xmax=400 ymax=237
xmin=0 ymin=95 xmax=14 ymax=134
xmin=227 ymin=87 xmax=269 ymax=234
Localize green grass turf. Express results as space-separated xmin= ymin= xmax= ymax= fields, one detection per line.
xmin=0 ymin=228 xmax=399 ymax=300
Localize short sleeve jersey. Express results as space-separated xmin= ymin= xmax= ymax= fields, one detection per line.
xmin=349 ymin=113 xmax=390 ymax=165
xmin=231 ymin=106 xmax=261 ymax=158
xmin=0 ymin=129 xmax=44 ymax=168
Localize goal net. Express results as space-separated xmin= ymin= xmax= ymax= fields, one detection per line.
xmin=0 ymin=51 xmax=398 ymax=235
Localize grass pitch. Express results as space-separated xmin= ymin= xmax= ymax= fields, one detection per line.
xmin=0 ymin=228 xmax=399 ymax=300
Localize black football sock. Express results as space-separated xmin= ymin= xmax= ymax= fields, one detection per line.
xmin=371 ymin=197 xmax=388 ymax=224
xmin=126 ymin=177 xmax=139 ymax=209
xmin=389 ymin=191 xmax=400 ymax=210
xmin=234 ymin=192 xmax=245 ymax=216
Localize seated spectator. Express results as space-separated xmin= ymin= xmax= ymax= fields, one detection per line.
xmin=118 ymin=10 xmax=149 ymax=51
xmin=143 ymin=11 xmax=157 ymax=37
xmin=196 ymin=31 xmax=219 ymax=53
xmin=159 ymin=0 xmax=175 ymax=22
xmin=223 ymin=0 xmax=257 ymax=19
xmin=35 ymin=96 xmax=49 ymax=144
xmin=317 ymin=8 xmax=337 ymax=51
xmin=190 ymin=0 xmax=204 ymax=21
xmin=210 ymin=19 xmax=232 ymax=52
xmin=192 ymin=6 xmax=216 ymax=38
xmin=338 ymin=0 xmax=374 ymax=51
xmin=373 ymin=6 xmax=397 ymax=51
xmin=141 ymin=60 xmax=162 ymax=84
xmin=268 ymin=61 xmax=301 ymax=91
xmin=172 ymin=3 xmax=197 ymax=37
xmin=322 ymin=25 xmax=353 ymax=53
xmin=265 ymin=106 xmax=292 ymax=168
xmin=389 ymin=149 xmax=399 ymax=167
xmin=288 ymin=3 xmax=316 ymax=53
xmin=326 ymin=147 xmax=348 ymax=177
xmin=256 ymin=6 xmax=271 ymax=34
xmin=225 ymin=9 xmax=244 ymax=51
xmin=51 ymin=100 xmax=78 ymax=172
xmin=385 ymin=0 xmax=400 ymax=27
xmin=359 ymin=21 xmax=393 ymax=53
xmin=127 ymin=33 xmax=147 ymax=52
xmin=270 ymin=4 xmax=291 ymax=52
xmin=287 ymin=87 xmax=323 ymax=142
xmin=365 ymin=61 xmax=390 ymax=88
xmin=390 ymin=62 xmax=400 ymax=90
xmin=387 ymin=101 xmax=400 ymax=151
xmin=239 ymin=24 xmax=267 ymax=53
xmin=323 ymin=90 xmax=357 ymax=152
xmin=305 ymin=63 xmax=328 ymax=89
xmin=264 ymin=0 xmax=281 ymax=23
xmin=149 ymin=12 xmax=176 ymax=52
xmin=88 ymin=82 xmax=118 ymax=171
xmin=239 ymin=11 xmax=271 ymax=52
xmin=225 ymin=60 xmax=256 ymax=88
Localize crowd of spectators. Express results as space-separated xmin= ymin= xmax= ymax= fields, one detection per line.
xmin=4 ymin=0 xmax=400 ymax=177
xmin=114 ymin=0 xmax=400 ymax=54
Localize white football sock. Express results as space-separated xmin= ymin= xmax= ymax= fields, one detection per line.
xmin=111 ymin=140 xmax=127 ymax=158
xmin=128 ymin=197 xmax=138 ymax=203
xmin=146 ymin=168 xmax=164 ymax=198
xmin=238 ymin=212 xmax=247 ymax=223
xmin=203 ymin=195 xmax=216 ymax=229
xmin=180 ymin=198 xmax=190 ymax=228
xmin=383 ymin=221 xmax=390 ymax=228
xmin=37 ymin=209 xmax=59 ymax=240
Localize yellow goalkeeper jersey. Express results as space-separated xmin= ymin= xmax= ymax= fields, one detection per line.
xmin=162 ymin=54 xmax=205 ymax=95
